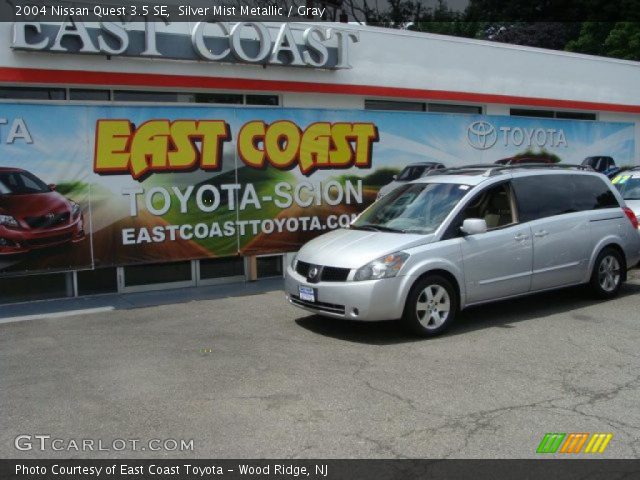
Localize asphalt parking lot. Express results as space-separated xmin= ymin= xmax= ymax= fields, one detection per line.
xmin=2 ymin=272 xmax=640 ymax=459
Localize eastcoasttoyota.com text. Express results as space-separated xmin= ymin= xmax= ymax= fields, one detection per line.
xmin=1 ymin=1 xmax=640 ymax=479
xmin=121 ymin=182 xmax=361 ymax=245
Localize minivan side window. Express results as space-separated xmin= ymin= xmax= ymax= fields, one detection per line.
xmin=512 ymin=174 xmax=619 ymax=222
xmin=461 ymin=183 xmax=515 ymax=229
xmin=571 ymin=175 xmax=619 ymax=210
xmin=442 ymin=182 xmax=515 ymax=239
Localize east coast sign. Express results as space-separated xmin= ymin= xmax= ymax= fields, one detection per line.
xmin=11 ymin=21 xmax=359 ymax=69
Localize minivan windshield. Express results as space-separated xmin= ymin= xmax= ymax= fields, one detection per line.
xmin=352 ymin=182 xmax=471 ymax=234
xmin=614 ymin=174 xmax=640 ymax=200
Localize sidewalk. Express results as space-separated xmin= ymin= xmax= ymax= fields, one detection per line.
xmin=2 ymin=270 xmax=638 ymax=324
xmin=0 ymin=277 xmax=284 ymax=324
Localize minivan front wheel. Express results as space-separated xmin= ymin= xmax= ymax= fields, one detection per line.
xmin=590 ymin=248 xmax=624 ymax=299
xmin=402 ymin=275 xmax=458 ymax=336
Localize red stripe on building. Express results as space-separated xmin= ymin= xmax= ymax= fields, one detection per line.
xmin=1 ymin=66 xmax=640 ymax=114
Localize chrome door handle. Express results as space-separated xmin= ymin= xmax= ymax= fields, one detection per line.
xmin=514 ymin=233 xmax=529 ymax=241
xmin=534 ymin=230 xmax=549 ymax=238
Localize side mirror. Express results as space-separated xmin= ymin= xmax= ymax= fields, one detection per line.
xmin=48 ymin=184 xmax=56 ymax=191
xmin=460 ymin=218 xmax=487 ymax=236
xmin=392 ymin=175 xmax=397 ymax=180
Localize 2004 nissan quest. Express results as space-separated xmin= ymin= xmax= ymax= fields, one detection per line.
xmin=285 ymin=165 xmax=640 ymax=337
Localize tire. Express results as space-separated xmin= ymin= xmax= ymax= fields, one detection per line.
xmin=589 ymin=247 xmax=625 ymax=299
xmin=402 ymin=274 xmax=458 ymax=337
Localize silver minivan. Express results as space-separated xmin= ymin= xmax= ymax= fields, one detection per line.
xmin=285 ymin=165 xmax=640 ymax=336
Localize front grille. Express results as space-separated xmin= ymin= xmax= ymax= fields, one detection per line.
xmin=25 ymin=212 xmax=70 ymax=229
xmin=290 ymin=295 xmax=346 ymax=315
xmin=296 ymin=260 xmax=311 ymax=277
xmin=295 ymin=261 xmax=350 ymax=282
xmin=321 ymin=267 xmax=350 ymax=282
xmin=23 ymin=232 xmax=73 ymax=247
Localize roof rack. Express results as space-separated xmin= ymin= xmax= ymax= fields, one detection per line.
xmin=426 ymin=163 xmax=594 ymax=177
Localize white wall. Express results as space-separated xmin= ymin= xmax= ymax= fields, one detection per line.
xmin=282 ymin=92 xmax=363 ymax=109
xmin=1 ymin=21 xmax=638 ymax=158
xmin=484 ymin=104 xmax=509 ymax=116
xmin=2 ymin=22 xmax=640 ymax=107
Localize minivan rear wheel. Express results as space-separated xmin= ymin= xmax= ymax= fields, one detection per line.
xmin=402 ymin=275 xmax=458 ymax=337
xmin=590 ymin=247 xmax=624 ymax=299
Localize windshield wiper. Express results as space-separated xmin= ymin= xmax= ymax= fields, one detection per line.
xmin=351 ymin=224 xmax=406 ymax=233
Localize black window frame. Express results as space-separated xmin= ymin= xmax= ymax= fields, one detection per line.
xmin=365 ymin=99 xmax=482 ymax=114
xmin=512 ymin=173 xmax=619 ymax=223
xmin=0 ymin=86 xmax=65 ymax=100
xmin=69 ymin=89 xmax=111 ymax=101
xmin=510 ymin=108 xmax=596 ymax=121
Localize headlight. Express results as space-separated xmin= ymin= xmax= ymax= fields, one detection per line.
xmin=354 ymin=252 xmax=409 ymax=281
xmin=71 ymin=202 xmax=81 ymax=218
xmin=0 ymin=214 xmax=19 ymax=228
xmin=290 ymin=253 xmax=298 ymax=269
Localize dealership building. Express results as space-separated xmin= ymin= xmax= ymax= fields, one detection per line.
xmin=0 ymin=20 xmax=639 ymax=304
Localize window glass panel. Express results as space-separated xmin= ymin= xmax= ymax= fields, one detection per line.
xmin=397 ymin=165 xmax=431 ymax=181
xmin=511 ymin=108 xmax=596 ymax=120
xmin=571 ymin=175 xmax=619 ymax=210
xmin=124 ymin=261 xmax=191 ymax=286
xmin=352 ymin=182 xmax=471 ymax=234
xmin=246 ymin=94 xmax=279 ymax=106
xmin=0 ymin=87 xmax=65 ymax=100
xmin=77 ymin=268 xmax=118 ymax=295
xmin=512 ymin=174 xmax=615 ymax=222
xmin=0 ymin=171 xmax=49 ymax=194
xmin=200 ymin=257 xmax=244 ymax=279
xmin=21 ymin=174 xmax=42 ymax=191
xmin=69 ymin=89 xmax=110 ymax=101
xmin=194 ymin=93 xmax=243 ymax=104
xmin=257 ymin=256 xmax=283 ymax=278
xmin=510 ymin=108 xmax=555 ymax=118
xmin=614 ymin=175 xmax=640 ymax=200
xmin=428 ymin=103 xmax=482 ymax=114
xmin=555 ymin=111 xmax=596 ymax=120
xmin=365 ymin=100 xmax=425 ymax=111
xmin=513 ymin=175 xmax=570 ymax=221
xmin=461 ymin=183 xmax=514 ymax=229
xmin=113 ymin=91 xmax=181 ymax=102
xmin=0 ymin=273 xmax=68 ymax=304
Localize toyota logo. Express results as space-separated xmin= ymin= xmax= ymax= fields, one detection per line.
xmin=467 ymin=121 xmax=497 ymax=150
xmin=308 ymin=267 xmax=319 ymax=279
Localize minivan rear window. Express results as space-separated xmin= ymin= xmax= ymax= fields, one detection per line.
xmin=512 ymin=174 xmax=619 ymax=222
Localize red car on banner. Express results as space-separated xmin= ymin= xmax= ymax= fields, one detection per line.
xmin=0 ymin=167 xmax=85 ymax=254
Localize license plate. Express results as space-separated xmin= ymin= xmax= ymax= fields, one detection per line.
xmin=298 ymin=285 xmax=315 ymax=302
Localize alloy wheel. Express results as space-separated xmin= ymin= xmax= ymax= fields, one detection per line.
xmin=598 ymin=255 xmax=621 ymax=293
xmin=416 ymin=284 xmax=451 ymax=330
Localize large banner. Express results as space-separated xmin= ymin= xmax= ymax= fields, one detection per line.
xmin=0 ymin=104 xmax=635 ymax=276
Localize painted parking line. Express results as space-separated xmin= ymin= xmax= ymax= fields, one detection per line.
xmin=0 ymin=306 xmax=115 ymax=324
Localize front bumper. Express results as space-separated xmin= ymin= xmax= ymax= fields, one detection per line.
xmin=0 ymin=215 xmax=85 ymax=255
xmin=285 ymin=265 xmax=408 ymax=321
